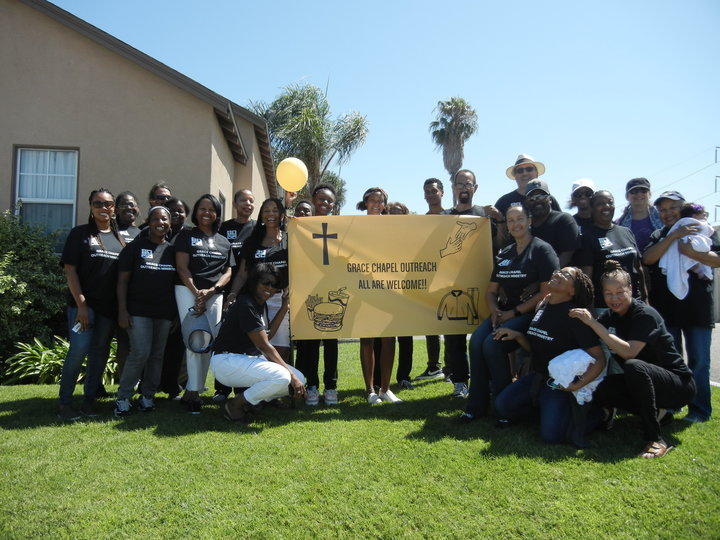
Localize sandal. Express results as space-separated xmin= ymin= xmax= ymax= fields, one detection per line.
xmin=638 ymin=441 xmax=673 ymax=459
xmin=223 ymin=402 xmax=248 ymax=423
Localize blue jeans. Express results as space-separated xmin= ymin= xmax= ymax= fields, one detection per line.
xmin=494 ymin=373 xmax=575 ymax=444
xmin=58 ymin=306 xmax=115 ymax=405
xmin=117 ymin=316 xmax=172 ymax=400
xmin=466 ymin=315 xmax=530 ymax=417
xmin=668 ymin=326 xmax=712 ymax=420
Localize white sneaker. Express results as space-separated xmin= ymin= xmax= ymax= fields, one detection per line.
xmin=452 ymin=383 xmax=469 ymax=398
xmin=306 ymin=386 xmax=320 ymax=406
xmin=323 ymin=388 xmax=338 ymax=406
xmin=379 ymin=389 xmax=402 ymax=403
xmin=368 ymin=392 xmax=381 ymax=404
xmin=138 ymin=396 xmax=155 ymax=412
xmin=113 ymin=398 xmax=132 ymax=418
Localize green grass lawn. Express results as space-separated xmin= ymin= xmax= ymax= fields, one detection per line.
xmin=1 ymin=341 xmax=718 ymax=539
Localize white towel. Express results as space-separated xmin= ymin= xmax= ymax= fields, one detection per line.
xmin=548 ymin=349 xmax=604 ymax=404
xmin=658 ymin=217 xmax=713 ymax=300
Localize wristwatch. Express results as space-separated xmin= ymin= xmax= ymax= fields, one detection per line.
xmin=214 ymin=285 xmax=224 ymax=294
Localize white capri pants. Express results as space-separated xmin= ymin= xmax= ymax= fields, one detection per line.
xmin=266 ymin=291 xmax=290 ymax=348
xmin=175 ymin=285 xmax=223 ymax=392
xmin=210 ymin=352 xmax=305 ymax=405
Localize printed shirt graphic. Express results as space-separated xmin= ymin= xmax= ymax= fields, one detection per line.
xmin=437 ymin=290 xmax=478 ymax=323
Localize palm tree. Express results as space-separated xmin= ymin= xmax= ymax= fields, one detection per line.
xmin=429 ymin=97 xmax=478 ymax=181
xmin=250 ymin=84 xmax=368 ymax=212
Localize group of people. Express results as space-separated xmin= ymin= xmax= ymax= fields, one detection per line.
xmin=55 ymin=152 xmax=717 ymax=459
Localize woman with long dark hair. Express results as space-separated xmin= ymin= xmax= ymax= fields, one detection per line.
xmin=174 ymin=194 xmax=234 ymax=413
xmin=228 ymin=198 xmax=291 ymax=364
xmin=57 ymin=188 xmax=126 ymax=420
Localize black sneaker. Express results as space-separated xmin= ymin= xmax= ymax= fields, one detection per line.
xmin=80 ymin=402 xmax=100 ymax=417
xmin=138 ymin=396 xmax=155 ymax=412
xmin=113 ymin=398 xmax=132 ymax=418
xmin=57 ymin=405 xmax=81 ymax=421
xmin=414 ymin=367 xmax=445 ymax=380
xmin=189 ymin=400 xmax=202 ymax=414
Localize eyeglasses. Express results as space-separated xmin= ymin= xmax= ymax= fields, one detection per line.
xmin=514 ymin=166 xmax=536 ymax=175
xmin=525 ymin=193 xmax=549 ymax=203
xmin=153 ymin=194 xmax=171 ymax=202
xmin=628 ymin=187 xmax=649 ymax=195
xmin=259 ymin=278 xmax=278 ymax=288
xmin=91 ymin=201 xmax=115 ymax=209
xmin=454 ymin=182 xmax=475 ymax=189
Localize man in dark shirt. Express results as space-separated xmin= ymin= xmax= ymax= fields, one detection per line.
xmin=440 ymin=170 xmax=501 ymax=398
xmin=495 ymin=154 xmax=561 ymax=248
xmin=523 ymin=179 xmax=579 ymax=267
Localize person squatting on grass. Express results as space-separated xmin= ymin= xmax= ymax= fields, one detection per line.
xmin=114 ymin=206 xmax=177 ymax=417
xmin=174 ymin=194 xmax=234 ymax=414
xmin=58 ymin=188 xmax=126 ymax=421
xmin=568 ymin=260 xmax=696 ymax=458
xmin=492 ymin=267 xmax=606 ymax=444
xmin=211 ymin=263 xmax=306 ymax=423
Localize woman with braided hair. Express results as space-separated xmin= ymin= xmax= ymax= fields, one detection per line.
xmin=493 ymin=267 xmax=605 ymax=444
xmin=57 ymin=188 xmax=126 ymax=420
xmin=569 ymin=260 xmax=695 ymax=458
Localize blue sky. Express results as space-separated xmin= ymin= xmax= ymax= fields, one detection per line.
xmin=52 ymin=0 xmax=719 ymax=218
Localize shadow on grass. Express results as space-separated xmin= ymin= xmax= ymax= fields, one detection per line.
xmin=0 ymin=391 xmax=697 ymax=461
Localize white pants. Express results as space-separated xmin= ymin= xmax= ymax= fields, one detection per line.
xmin=210 ymin=352 xmax=305 ymax=405
xmin=266 ymin=292 xmax=290 ymax=348
xmin=175 ymin=285 xmax=223 ymax=392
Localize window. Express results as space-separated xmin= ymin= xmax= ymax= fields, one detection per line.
xmin=15 ymin=148 xmax=78 ymax=251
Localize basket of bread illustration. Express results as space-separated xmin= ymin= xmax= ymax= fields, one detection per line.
xmin=305 ymin=287 xmax=349 ymax=332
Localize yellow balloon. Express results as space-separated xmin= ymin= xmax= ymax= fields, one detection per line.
xmin=276 ymin=158 xmax=309 ymax=192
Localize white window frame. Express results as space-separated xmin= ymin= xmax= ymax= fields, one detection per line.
xmin=14 ymin=147 xmax=78 ymax=233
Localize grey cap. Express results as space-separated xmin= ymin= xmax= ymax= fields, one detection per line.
xmin=525 ymin=179 xmax=550 ymax=196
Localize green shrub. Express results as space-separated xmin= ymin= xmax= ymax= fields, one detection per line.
xmin=0 ymin=211 xmax=66 ymax=369
xmin=4 ymin=336 xmax=118 ymax=385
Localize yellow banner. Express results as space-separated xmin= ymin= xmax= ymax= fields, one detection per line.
xmin=288 ymin=215 xmax=493 ymax=339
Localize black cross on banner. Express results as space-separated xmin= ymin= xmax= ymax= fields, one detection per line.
xmin=312 ymin=222 xmax=337 ymax=266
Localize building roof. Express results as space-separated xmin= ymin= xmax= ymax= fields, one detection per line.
xmin=20 ymin=0 xmax=277 ymax=196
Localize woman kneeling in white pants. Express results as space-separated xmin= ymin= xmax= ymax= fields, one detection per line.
xmin=211 ymin=263 xmax=306 ymax=422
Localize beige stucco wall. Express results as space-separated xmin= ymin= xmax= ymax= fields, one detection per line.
xmin=0 ymin=0 xmax=263 ymax=227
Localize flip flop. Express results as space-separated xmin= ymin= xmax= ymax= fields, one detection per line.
xmin=638 ymin=441 xmax=674 ymax=459
xmin=223 ymin=402 xmax=248 ymax=423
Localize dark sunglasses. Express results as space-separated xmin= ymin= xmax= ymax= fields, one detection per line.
xmin=153 ymin=194 xmax=171 ymax=201
xmin=514 ymin=166 xmax=536 ymax=175
xmin=525 ymin=193 xmax=549 ymax=203
xmin=91 ymin=200 xmax=115 ymax=209
xmin=628 ymin=187 xmax=649 ymax=195
xmin=573 ymin=190 xmax=593 ymax=198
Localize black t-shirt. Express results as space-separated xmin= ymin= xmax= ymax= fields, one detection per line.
xmin=531 ymin=211 xmax=579 ymax=257
xmin=213 ymin=294 xmax=266 ymax=355
xmin=118 ymin=236 xmax=177 ymax=320
xmin=174 ymin=227 xmax=235 ymax=290
xmin=219 ymin=219 xmax=255 ymax=264
xmin=579 ymin=224 xmax=642 ymax=307
xmin=118 ymin=225 xmax=141 ymax=244
xmin=645 ymin=226 xmax=720 ymax=328
xmin=492 ymin=237 xmax=559 ymax=310
xmin=442 ymin=205 xmax=487 ymax=217
xmin=597 ymin=299 xmax=691 ymax=378
xmin=60 ymin=225 xmax=125 ymax=318
xmin=241 ymin=233 xmax=289 ymax=289
xmin=526 ymin=301 xmax=599 ymax=376
xmin=573 ymin=214 xmax=593 ymax=229
xmin=495 ymin=190 xmax=562 ymax=217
